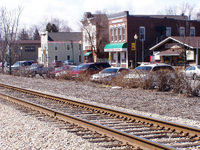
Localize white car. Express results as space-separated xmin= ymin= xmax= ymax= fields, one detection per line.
xmin=183 ymin=65 xmax=200 ymax=80
xmin=90 ymin=67 xmax=129 ymax=82
xmin=124 ymin=63 xmax=175 ymax=87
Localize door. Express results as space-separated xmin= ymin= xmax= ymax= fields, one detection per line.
xmin=117 ymin=52 xmax=121 ymax=67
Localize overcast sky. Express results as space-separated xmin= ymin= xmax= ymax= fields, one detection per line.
xmin=1 ymin=0 xmax=200 ymax=31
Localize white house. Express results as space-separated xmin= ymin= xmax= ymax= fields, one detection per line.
xmin=40 ymin=31 xmax=83 ymax=66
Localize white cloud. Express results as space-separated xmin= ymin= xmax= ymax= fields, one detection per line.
xmin=1 ymin=0 xmax=200 ymax=32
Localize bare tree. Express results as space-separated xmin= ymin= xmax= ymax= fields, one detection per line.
xmin=158 ymin=2 xmax=196 ymax=19
xmin=40 ymin=16 xmax=73 ymax=32
xmin=18 ymin=28 xmax=29 ymax=40
xmin=0 ymin=6 xmax=22 ymax=74
xmin=79 ymin=10 xmax=109 ymax=59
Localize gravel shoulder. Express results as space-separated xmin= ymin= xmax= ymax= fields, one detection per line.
xmin=0 ymin=74 xmax=199 ymax=128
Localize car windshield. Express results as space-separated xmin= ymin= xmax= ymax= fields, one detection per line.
xmin=130 ymin=66 xmax=153 ymax=74
xmin=197 ymin=66 xmax=200 ymax=69
xmin=65 ymin=60 xmax=73 ymax=63
xmin=56 ymin=66 xmax=64 ymax=71
xmin=13 ymin=61 xmax=23 ymax=66
xmin=134 ymin=66 xmax=152 ymax=71
xmin=74 ymin=64 xmax=90 ymax=71
xmin=101 ymin=68 xmax=118 ymax=73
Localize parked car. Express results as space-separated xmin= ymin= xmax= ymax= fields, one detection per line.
xmin=49 ymin=65 xmax=75 ymax=78
xmin=50 ymin=60 xmax=63 ymax=67
xmin=70 ymin=62 xmax=111 ymax=77
xmin=5 ymin=60 xmax=34 ymax=73
xmin=90 ymin=67 xmax=129 ymax=82
xmin=28 ymin=64 xmax=54 ymax=77
xmin=124 ymin=63 xmax=175 ymax=88
xmin=182 ymin=65 xmax=200 ymax=80
xmin=55 ymin=65 xmax=77 ymax=77
xmin=63 ymin=60 xmax=76 ymax=65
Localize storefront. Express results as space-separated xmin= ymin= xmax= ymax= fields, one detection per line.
xmin=104 ymin=43 xmax=128 ymax=68
xmin=150 ymin=36 xmax=200 ymax=66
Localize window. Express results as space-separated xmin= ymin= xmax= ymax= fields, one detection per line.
xmin=122 ymin=27 xmax=125 ymax=41
xmin=139 ymin=27 xmax=145 ymax=41
xmin=190 ymin=27 xmax=195 ymax=37
xmin=121 ymin=52 xmax=126 ymax=63
xmin=67 ymin=55 xmax=70 ymax=60
xmin=79 ymin=55 xmax=81 ymax=62
xmin=115 ymin=28 xmax=117 ymax=41
xmin=25 ymin=46 xmax=36 ymax=52
xmin=110 ymin=28 xmax=113 ymax=42
xmin=55 ymin=43 xmax=58 ymax=50
xmin=166 ymin=27 xmax=171 ymax=37
xmin=179 ymin=27 xmax=185 ymax=36
xmin=118 ymin=28 xmax=121 ymax=41
xmin=55 ymin=55 xmax=58 ymax=61
xmin=67 ymin=44 xmax=70 ymax=50
xmin=79 ymin=44 xmax=81 ymax=50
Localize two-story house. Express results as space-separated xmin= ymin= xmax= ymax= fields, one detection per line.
xmin=40 ymin=31 xmax=83 ymax=66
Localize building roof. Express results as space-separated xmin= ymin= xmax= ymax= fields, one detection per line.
xmin=48 ymin=32 xmax=82 ymax=42
xmin=131 ymin=15 xmax=189 ymax=20
xmin=150 ymin=36 xmax=200 ymax=50
xmin=15 ymin=40 xmax=41 ymax=45
xmin=107 ymin=11 xmax=189 ymax=21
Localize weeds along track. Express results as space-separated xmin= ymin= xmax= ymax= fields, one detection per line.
xmin=0 ymin=83 xmax=200 ymax=150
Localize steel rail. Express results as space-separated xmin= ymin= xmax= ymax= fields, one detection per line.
xmin=0 ymin=83 xmax=200 ymax=149
xmin=0 ymin=91 xmax=175 ymax=150
xmin=0 ymin=83 xmax=199 ymax=138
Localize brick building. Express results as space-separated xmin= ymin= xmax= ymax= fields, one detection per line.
xmin=82 ymin=12 xmax=109 ymax=63
xmin=104 ymin=11 xmax=200 ymax=68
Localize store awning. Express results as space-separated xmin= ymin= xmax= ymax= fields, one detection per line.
xmin=83 ymin=52 xmax=92 ymax=56
xmin=104 ymin=42 xmax=127 ymax=52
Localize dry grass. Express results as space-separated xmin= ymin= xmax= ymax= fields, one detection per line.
xmin=6 ymin=67 xmax=200 ymax=97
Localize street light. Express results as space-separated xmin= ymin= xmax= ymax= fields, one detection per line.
xmin=134 ymin=34 xmax=138 ymax=68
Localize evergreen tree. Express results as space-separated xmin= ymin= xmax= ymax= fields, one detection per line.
xmin=46 ymin=23 xmax=59 ymax=32
xmin=33 ymin=28 xmax=40 ymax=40
xmin=18 ymin=29 xmax=29 ymax=40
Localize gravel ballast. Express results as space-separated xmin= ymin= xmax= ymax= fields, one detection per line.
xmin=0 ymin=74 xmax=199 ymax=149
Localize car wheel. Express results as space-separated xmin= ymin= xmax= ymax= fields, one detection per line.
xmin=193 ymin=74 xmax=197 ymax=80
xmin=31 ymin=71 xmax=36 ymax=77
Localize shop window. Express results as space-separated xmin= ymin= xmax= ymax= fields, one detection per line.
xmin=179 ymin=27 xmax=185 ymax=36
xmin=110 ymin=28 xmax=113 ymax=42
xmin=190 ymin=27 xmax=195 ymax=37
xmin=118 ymin=28 xmax=121 ymax=41
xmin=166 ymin=27 xmax=171 ymax=37
xmin=121 ymin=52 xmax=126 ymax=63
xmin=25 ymin=46 xmax=36 ymax=52
xmin=111 ymin=52 xmax=116 ymax=63
xmin=139 ymin=27 xmax=145 ymax=41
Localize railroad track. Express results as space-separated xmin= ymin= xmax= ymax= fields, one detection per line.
xmin=0 ymin=83 xmax=199 ymax=150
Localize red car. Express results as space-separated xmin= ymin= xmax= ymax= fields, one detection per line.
xmin=70 ymin=62 xmax=111 ymax=77
xmin=50 ymin=60 xmax=63 ymax=67
xmin=49 ymin=65 xmax=73 ymax=77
